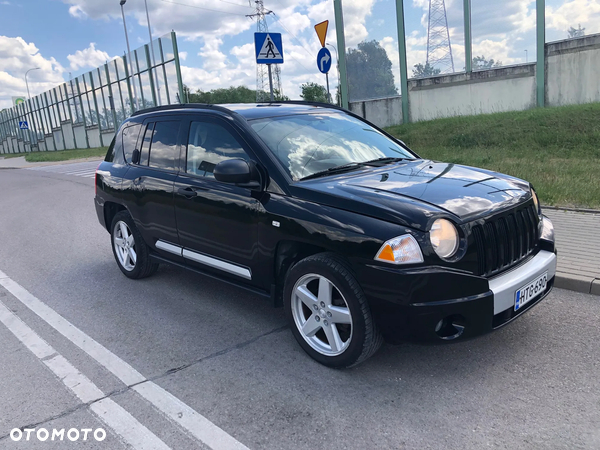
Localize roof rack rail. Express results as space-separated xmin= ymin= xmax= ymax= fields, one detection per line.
xmin=130 ymin=103 xmax=234 ymax=117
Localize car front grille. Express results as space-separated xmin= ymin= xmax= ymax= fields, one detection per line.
xmin=471 ymin=203 xmax=540 ymax=277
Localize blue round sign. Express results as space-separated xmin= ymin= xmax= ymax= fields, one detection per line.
xmin=316 ymin=47 xmax=332 ymax=74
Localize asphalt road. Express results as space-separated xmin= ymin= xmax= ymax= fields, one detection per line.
xmin=0 ymin=165 xmax=599 ymax=449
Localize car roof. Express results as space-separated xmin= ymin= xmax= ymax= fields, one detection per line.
xmin=129 ymin=102 xmax=344 ymax=122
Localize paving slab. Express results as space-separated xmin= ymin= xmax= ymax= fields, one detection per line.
xmin=544 ymin=208 xmax=600 ymax=296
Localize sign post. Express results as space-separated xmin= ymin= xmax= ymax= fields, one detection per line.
xmin=254 ymin=33 xmax=284 ymax=102
xmin=314 ymin=21 xmax=332 ymax=103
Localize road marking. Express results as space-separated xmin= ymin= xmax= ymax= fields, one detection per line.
xmin=0 ymin=269 xmax=250 ymax=450
xmin=0 ymin=298 xmax=170 ymax=450
xmin=26 ymin=161 xmax=99 ymax=178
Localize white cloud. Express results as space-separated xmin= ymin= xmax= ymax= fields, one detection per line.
xmin=0 ymin=36 xmax=65 ymax=109
xmin=179 ymin=51 xmax=188 ymax=61
xmin=546 ymin=0 xmax=600 ymax=36
xmin=67 ymin=43 xmax=110 ymax=71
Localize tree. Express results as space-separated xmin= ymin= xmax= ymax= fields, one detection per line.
xmin=472 ymin=55 xmax=502 ymax=70
xmin=346 ymin=40 xmax=398 ymax=101
xmin=412 ymin=62 xmax=441 ymax=78
xmin=568 ymin=24 xmax=585 ymax=38
xmin=184 ymin=85 xmax=288 ymax=104
xmin=300 ymin=82 xmax=329 ymax=103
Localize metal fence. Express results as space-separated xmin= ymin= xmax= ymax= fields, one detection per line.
xmin=0 ymin=31 xmax=184 ymax=154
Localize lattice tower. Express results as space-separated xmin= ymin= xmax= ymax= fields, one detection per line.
xmin=247 ymin=0 xmax=282 ymax=101
xmin=426 ymin=0 xmax=455 ymax=73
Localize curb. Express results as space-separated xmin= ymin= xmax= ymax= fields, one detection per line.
xmin=555 ymin=273 xmax=600 ymax=296
xmin=542 ymin=205 xmax=600 ymax=214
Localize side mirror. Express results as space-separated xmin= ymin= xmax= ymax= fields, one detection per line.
xmin=214 ymin=159 xmax=261 ymax=189
xmin=131 ymin=149 xmax=140 ymax=165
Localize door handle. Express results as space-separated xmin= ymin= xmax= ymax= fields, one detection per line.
xmin=178 ymin=187 xmax=198 ymax=198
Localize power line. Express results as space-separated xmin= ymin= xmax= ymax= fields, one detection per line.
xmin=159 ymin=0 xmax=249 ymax=16
xmin=270 ymin=13 xmax=314 ymax=60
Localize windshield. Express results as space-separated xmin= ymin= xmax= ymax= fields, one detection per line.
xmin=250 ymin=113 xmax=415 ymax=181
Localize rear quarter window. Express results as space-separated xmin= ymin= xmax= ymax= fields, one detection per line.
xmin=123 ymin=123 xmax=143 ymax=163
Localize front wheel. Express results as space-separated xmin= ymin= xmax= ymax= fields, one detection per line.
xmin=284 ymin=254 xmax=382 ymax=368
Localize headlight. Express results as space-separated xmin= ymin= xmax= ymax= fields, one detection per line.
xmin=531 ymin=188 xmax=541 ymax=216
xmin=429 ymin=218 xmax=459 ymax=259
xmin=374 ymin=234 xmax=424 ymax=265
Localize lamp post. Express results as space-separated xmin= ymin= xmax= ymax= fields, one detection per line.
xmin=525 ymin=49 xmax=528 ymax=63
xmin=144 ymin=0 xmax=161 ymax=105
xmin=120 ymin=0 xmax=139 ymax=111
xmin=25 ymin=67 xmax=40 ymax=99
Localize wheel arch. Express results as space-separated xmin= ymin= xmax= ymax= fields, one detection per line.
xmin=272 ymin=240 xmax=352 ymax=307
xmin=103 ymin=202 xmax=128 ymax=232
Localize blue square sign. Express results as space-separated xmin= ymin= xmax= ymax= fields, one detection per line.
xmin=255 ymin=33 xmax=284 ymax=65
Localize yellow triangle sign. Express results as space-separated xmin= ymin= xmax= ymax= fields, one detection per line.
xmin=314 ymin=20 xmax=329 ymax=48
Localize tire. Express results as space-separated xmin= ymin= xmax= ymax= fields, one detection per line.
xmin=110 ymin=211 xmax=158 ymax=279
xmin=283 ymin=253 xmax=383 ymax=368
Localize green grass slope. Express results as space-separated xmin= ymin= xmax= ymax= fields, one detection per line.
xmin=386 ymin=103 xmax=600 ymax=209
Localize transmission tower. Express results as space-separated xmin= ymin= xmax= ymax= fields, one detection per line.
xmin=426 ymin=0 xmax=455 ymax=73
xmin=247 ymin=0 xmax=282 ymax=102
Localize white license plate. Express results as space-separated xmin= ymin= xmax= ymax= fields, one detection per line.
xmin=515 ymin=272 xmax=548 ymax=311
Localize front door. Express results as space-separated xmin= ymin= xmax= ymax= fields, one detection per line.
xmin=174 ymin=117 xmax=261 ymax=285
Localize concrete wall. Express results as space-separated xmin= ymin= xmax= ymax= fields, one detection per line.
xmin=349 ymin=96 xmax=403 ymax=128
xmin=408 ymin=64 xmax=536 ymax=122
xmin=349 ymin=33 xmax=600 ymax=128
xmin=546 ymin=34 xmax=600 ymax=107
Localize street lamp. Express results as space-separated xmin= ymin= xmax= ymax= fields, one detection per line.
xmin=144 ymin=0 xmax=161 ymax=105
xmin=525 ymin=49 xmax=528 ymax=63
xmin=25 ymin=67 xmax=40 ymax=99
xmin=120 ymin=0 xmax=139 ymax=111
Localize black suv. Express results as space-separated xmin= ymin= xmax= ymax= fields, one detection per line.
xmin=95 ymin=102 xmax=557 ymax=368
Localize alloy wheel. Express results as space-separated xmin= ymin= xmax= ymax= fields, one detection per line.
xmin=291 ymin=273 xmax=353 ymax=356
xmin=113 ymin=220 xmax=137 ymax=271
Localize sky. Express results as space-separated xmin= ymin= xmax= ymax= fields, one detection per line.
xmin=0 ymin=0 xmax=599 ymax=109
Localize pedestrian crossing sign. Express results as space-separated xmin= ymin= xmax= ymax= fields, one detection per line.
xmin=254 ymin=32 xmax=284 ymax=64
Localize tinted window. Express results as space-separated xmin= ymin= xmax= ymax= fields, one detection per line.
xmin=104 ymin=135 xmax=117 ymax=162
xmin=123 ymin=123 xmax=142 ymax=163
xmin=148 ymin=121 xmax=180 ymax=171
xmin=186 ymin=121 xmax=248 ymax=178
xmin=139 ymin=122 xmax=154 ymax=166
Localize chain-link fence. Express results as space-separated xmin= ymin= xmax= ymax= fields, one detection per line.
xmin=0 ymin=32 xmax=184 ymax=154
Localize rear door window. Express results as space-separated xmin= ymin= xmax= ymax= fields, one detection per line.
xmin=148 ymin=121 xmax=181 ymax=172
xmin=139 ymin=122 xmax=155 ymax=166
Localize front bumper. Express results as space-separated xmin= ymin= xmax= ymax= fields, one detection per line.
xmin=358 ymin=219 xmax=557 ymax=344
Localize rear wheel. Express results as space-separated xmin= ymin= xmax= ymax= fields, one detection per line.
xmin=284 ymin=254 xmax=382 ymax=368
xmin=110 ymin=211 xmax=158 ymax=279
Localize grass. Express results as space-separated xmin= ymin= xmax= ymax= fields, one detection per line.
xmin=2 ymin=147 xmax=108 ymax=163
xmin=385 ymin=102 xmax=600 ymax=209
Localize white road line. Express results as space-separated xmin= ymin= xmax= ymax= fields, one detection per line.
xmin=0 ymin=269 xmax=250 ymax=450
xmin=0 ymin=299 xmax=170 ymax=450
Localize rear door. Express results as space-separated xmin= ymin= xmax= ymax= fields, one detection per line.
xmin=122 ymin=115 xmax=184 ymax=262
xmin=174 ymin=116 xmax=261 ymax=286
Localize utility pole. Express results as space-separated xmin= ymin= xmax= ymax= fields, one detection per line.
xmin=246 ymin=1 xmax=282 ymax=102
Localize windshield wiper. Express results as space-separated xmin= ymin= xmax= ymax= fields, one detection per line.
xmin=300 ymin=163 xmax=365 ymax=181
xmin=360 ymin=157 xmax=411 ymax=165
xmin=300 ymin=157 xmax=411 ymax=181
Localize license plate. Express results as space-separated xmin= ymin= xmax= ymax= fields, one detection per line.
xmin=515 ymin=272 xmax=548 ymax=311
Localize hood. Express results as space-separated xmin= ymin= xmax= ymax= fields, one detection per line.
xmin=292 ymin=160 xmax=532 ymax=230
